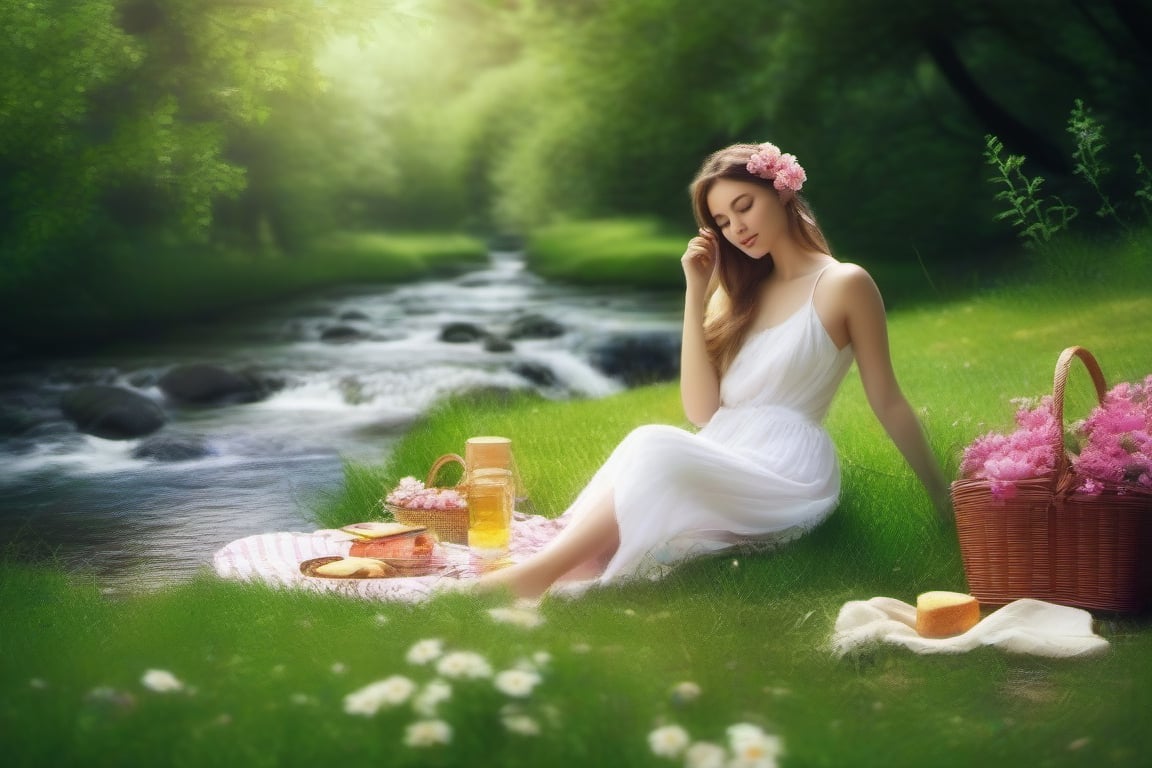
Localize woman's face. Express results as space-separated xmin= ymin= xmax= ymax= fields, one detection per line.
xmin=705 ymin=178 xmax=788 ymax=259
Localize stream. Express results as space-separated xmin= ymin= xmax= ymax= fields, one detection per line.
xmin=0 ymin=250 xmax=681 ymax=593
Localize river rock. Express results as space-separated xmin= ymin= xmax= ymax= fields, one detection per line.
xmin=590 ymin=333 xmax=681 ymax=386
xmin=440 ymin=322 xmax=488 ymax=343
xmin=132 ymin=434 xmax=214 ymax=462
xmin=158 ymin=364 xmax=267 ymax=405
xmin=60 ymin=385 xmax=166 ymax=440
xmin=0 ymin=405 xmax=38 ymax=437
xmin=338 ymin=310 xmax=371 ymax=321
xmin=320 ymin=325 xmax=369 ymax=343
xmin=506 ymin=314 xmax=565 ymax=340
xmin=512 ymin=361 xmax=559 ymax=388
xmin=482 ymin=334 xmax=515 ymax=353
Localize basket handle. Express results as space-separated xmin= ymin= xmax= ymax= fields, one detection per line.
xmin=1051 ymin=346 xmax=1108 ymax=479
xmin=426 ymin=453 xmax=466 ymax=489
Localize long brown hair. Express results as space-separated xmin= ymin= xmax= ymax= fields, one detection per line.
xmin=689 ymin=143 xmax=831 ymax=375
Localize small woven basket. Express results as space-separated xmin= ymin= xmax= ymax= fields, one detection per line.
xmin=952 ymin=346 xmax=1152 ymax=613
xmin=384 ymin=454 xmax=469 ymax=545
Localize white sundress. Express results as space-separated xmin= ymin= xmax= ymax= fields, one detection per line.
xmin=564 ymin=263 xmax=856 ymax=583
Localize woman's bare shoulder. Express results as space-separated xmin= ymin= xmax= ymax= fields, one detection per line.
xmin=822 ymin=262 xmax=883 ymax=303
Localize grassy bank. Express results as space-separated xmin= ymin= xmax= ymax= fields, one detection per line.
xmin=0 ymin=231 xmax=487 ymax=358
xmin=525 ymin=218 xmax=688 ymax=291
xmin=525 ymin=218 xmax=1152 ymax=310
xmin=3 ymin=240 xmax=1152 ymax=766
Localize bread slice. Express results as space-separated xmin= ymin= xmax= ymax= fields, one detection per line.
xmin=314 ymin=556 xmax=390 ymax=578
xmin=915 ymin=591 xmax=980 ymax=638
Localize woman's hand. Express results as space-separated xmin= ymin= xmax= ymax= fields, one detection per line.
xmin=681 ymin=228 xmax=719 ymax=297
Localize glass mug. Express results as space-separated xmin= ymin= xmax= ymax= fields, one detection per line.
xmin=467 ymin=467 xmax=514 ymax=558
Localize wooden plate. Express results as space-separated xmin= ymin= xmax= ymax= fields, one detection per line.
xmin=299 ymin=555 xmax=450 ymax=579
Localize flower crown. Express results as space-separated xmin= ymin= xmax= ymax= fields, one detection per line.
xmin=746 ymin=142 xmax=806 ymax=197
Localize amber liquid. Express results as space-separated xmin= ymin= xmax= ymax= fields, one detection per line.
xmin=468 ymin=481 xmax=512 ymax=554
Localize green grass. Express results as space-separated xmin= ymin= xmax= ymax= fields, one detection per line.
xmin=4 ymin=238 xmax=1152 ymax=767
xmin=526 ymin=218 xmax=689 ymax=290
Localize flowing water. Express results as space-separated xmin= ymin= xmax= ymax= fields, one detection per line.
xmin=0 ymin=250 xmax=680 ymax=592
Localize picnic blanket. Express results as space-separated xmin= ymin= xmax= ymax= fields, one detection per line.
xmin=831 ymin=596 xmax=1110 ymax=658
xmin=212 ymin=512 xmax=570 ymax=602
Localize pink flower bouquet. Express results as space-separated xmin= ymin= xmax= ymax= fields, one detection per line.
xmin=960 ymin=375 xmax=1152 ymax=499
xmin=384 ymin=476 xmax=467 ymax=511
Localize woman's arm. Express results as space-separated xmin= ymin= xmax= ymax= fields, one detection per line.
xmin=680 ymin=230 xmax=721 ymax=426
xmin=834 ymin=265 xmax=951 ymax=518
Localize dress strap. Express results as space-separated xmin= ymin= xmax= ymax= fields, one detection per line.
xmin=808 ymin=263 xmax=836 ymax=301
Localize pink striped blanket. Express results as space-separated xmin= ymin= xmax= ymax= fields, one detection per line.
xmin=212 ymin=512 xmax=569 ymax=602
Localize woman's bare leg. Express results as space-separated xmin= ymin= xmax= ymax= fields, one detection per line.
xmin=475 ymin=488 xmax=619 ymax=599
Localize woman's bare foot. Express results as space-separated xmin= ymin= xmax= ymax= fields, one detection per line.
xmin=474 ymin=561 xmax=554 ymax=600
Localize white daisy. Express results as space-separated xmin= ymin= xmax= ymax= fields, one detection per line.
xmin=342 ymin=675 xmax=417 ymax=716
xmin=648 ymin=724 xmax=691 ymax=758
xmin=670 ymin=681 xmax=702 ymax=704
xmin=726 ymin=723 xmax=783 ymax=766
xmin=141 ymin=669 xmax=184 ymax=693
xmin=435 ymin=651 xmax=492 ymax=679
xmin=412 ymin=679 xmax=453 ymax=717
xmin=487 ymin=606 xmax=544 ymax=629
xmin=494 ymin=668 xmax=542 ymax=698
xmin=404 ymin=719 xmax=452 ymax=747
xmin=405 ymin=638 xmax=445 ymax=666
xmin=684 ymin=741 xmax=727 ymax=768
xmin=502 ymin=713 xmax=541 ymax=736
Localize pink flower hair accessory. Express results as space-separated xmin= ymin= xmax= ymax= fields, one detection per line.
xmin=746 ymin=142 xmax=807 ymax=197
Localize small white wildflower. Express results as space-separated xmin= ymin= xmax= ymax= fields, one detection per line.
xmin=502 ymin=713 xmax=541 ymax=736
xmin=685 ymin=741 xmax=727 ymax=768
xmin=487 ymin=606 xmax=544 ymax=629
xmin=404 ymin=719 xmax=452 ymax=747
xmin=435 ymin=651 xmax=492 ymax=679
xmin=623 ymin=608 xmax=637 ymax=617
xmin=532 ymin=651 xmax=552 ymax=668
xmin=373 ymin=613 xmax=389 ymax=625
xmin=141 ymin=669 xmax=184 ymax=693
xmin=726 ymin=724 xmax=783 ymax=765
xmin=412 ymin=679 xmax=453 ymax=717
xmin=670 ymin=681 xmax=702 ymax=704
xmin=494 ymin=668 xmax=542 ymax=698
xmin=342 ymin=675 xmax=417 ymax=716
xmin=406 ymin=638 xmax=445 ymax=666
xmin=648 ymin=724 xmax=691 ymax=758
xmin=330 ymin=662 xmax=347 ymax=675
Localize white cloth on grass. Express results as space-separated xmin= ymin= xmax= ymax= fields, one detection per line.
xmin=830 ymin=597 xmax=1110 ymax=658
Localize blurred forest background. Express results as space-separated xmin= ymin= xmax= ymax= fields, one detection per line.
xmin=2 ymin=0 xmax=1150 ymax=355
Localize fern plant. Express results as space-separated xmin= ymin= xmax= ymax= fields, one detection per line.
xmin=1135 ymin=153 xmax=1152 ymax=220
xmin=1067 ymin=98 xmax=1124 ymax=227
xmin=983 ymin=134 xmax=1077 ymax=249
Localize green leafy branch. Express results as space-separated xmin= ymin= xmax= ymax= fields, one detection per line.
xmin=1067 ymin=98 xmax=1123 ymax=227
xmin=983 ymin=135 xmax=1077 ymax=249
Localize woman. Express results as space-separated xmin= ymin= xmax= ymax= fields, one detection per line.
xmin=477 ymin=142 xmax=949 ymax=598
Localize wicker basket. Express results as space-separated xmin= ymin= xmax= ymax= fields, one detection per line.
xmin=385 ymin=454 xmax=469 ymax=545
xmin=952 ymin=346 xmax=1152 ymax=613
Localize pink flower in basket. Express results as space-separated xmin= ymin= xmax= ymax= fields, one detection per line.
xmin=385 ymin=476 xmax=466 ymax=511
xmin=961 ymin=376 xmax=1152 ymax=498
xmin=1069 ymin=374 xmax=1152 ymax=493
xmin=959 ymin=397 xmax=1059 ymax=499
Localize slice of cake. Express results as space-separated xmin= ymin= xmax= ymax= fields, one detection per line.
xmin=915 ymin=591 xmax=980 ymax=638
xmin=342 ymin=522 xmax=427 ymax=539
